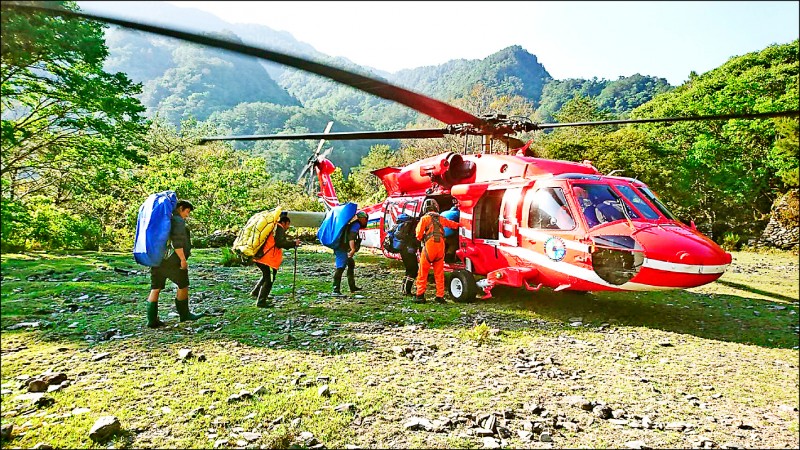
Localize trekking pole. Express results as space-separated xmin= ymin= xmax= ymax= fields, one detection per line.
xmin=292 ymin=245 xmax=297 ymax=300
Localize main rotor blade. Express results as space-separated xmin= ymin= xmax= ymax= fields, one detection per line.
xmin=7 ymin=4 xmax=482 ymax=127
xmin=537 ymin=111 xmax=800 ymax=129
xmin=314 ymin=121 xmax=334 ymax=155
xmin=296 ymin=162 xmax=313 ymax=184
xmin=200 ymin=128 xmax=449 ymax=143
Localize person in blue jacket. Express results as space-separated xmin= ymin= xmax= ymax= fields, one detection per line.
xmin=441 ymin=203 xmax=460 ymax=263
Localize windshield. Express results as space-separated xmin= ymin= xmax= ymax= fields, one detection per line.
xmin=637 ymin=186 xmax=676 ymax=220
xmin=572 ymin=183 xmax=639 ymax=227
xmin=615 ymin=184 xmax=660 ymax=219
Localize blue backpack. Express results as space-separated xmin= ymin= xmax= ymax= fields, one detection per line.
xmin=383 ymin=213 xmax=415 ymax=253
xmin=133 ymin=191 xmax=178 ymax=267
xmin=317 ymin=202 xmax=358 ymax=249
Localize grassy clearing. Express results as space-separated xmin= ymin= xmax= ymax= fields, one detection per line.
xmin=1 ymin=246 xmax=798 ymax=449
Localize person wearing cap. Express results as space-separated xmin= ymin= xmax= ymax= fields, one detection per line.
xmin=332 ymin=210 xmax=368 ymax=295
xmin=146 ymin=199 xmax=205 ymax=328
xmin=250 ymin=212 xmax=300 ymax=307
xmin=414 ymin=199 xmax=459 ymax=303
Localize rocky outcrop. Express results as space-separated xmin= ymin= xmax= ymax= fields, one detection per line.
xmin=758 ymin=190 xmax=799 ymax=250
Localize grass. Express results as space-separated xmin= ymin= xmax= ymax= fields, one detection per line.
xmin=1 ymin=246 xmax=798 ymax=448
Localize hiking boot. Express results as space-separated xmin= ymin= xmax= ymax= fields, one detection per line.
xmin=146 ymin=302 xmax=165 ymax=328
xmin=434 ymin=296 xmax=446 ymax=304
xmin=256 ymin=299 xmax=274 ymax=308
xmin=175 ymin=299 xmax=205 ymax=322
xmin=349 ymin=286 xmax=363 ymax=293
xmin=413 ymin=294 xmax=426 ymax=304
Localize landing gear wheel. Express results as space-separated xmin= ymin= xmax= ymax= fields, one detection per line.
xmin=449 ymin=269 xmax=477 ymax=303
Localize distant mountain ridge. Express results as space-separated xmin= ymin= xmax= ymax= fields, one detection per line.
xmin=84 ymin=1 xmax=670 ymax=126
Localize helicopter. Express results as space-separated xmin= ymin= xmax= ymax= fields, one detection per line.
xmin=9 ymin=3 xmax=799 ymax=301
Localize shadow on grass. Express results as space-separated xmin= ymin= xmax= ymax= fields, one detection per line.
xmin=479 ymin=285 xmax=798 ymax=349
xmin=715 ymin=279 xmax=799 ymax=303
xmin=2 ymin=249 xmax=798 ymax=355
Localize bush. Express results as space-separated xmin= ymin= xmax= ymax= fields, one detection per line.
xmin=220 ymin=247 xmax=252 ymax=267
xmin=721 ymin=232 xmax=741 ymax=251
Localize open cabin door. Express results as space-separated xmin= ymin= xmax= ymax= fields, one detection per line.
xmin=499 ymin=187 xmax=523 ymax=247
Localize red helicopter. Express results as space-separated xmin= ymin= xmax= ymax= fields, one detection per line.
xmin=15 ymin=4 xmax=799 ymax=301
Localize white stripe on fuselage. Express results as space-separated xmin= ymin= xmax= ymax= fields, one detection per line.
xmin=480 ymin=231 xmax=725 ymax=290
xmin=500 ymin=245 xmax=673 ymax=291
xmin=642 ymin=258 xmax=728 ymax=274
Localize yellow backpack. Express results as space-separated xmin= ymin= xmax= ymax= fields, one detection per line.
xmin=232 ymin=206 xmax=282 ymax=257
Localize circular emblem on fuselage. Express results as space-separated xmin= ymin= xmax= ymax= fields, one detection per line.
xmin=544 ymin=236 xmax=567 ymax=261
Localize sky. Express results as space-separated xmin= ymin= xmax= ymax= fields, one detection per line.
xmin=85 ymin=1 xmax=798 ymax=86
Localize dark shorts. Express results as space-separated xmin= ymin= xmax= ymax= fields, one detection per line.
xmin=150 ymin=253 xmax=190 ymax=290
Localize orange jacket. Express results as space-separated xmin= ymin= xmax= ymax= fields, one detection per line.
xmin=415 ymin=212 xmax=459 ymax=247
xmin=253 ymin=224 xmax=295 ymax=269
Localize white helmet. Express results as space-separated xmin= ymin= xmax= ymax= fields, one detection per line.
xmin=423 ymin=199 xmax=439 ymax=212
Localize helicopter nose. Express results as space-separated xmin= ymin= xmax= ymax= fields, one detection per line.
xmin=632 ymin=224 xmax=732 ymax=289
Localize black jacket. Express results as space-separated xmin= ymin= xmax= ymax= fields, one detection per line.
xmin=170 ymin=213 xmax=192 ymax=258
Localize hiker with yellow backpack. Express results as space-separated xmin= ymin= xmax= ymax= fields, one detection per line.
xmin=232 ymin=208 xmax=299 ymax=308
xmin=251 ymin=212 xmax=299 ymax=307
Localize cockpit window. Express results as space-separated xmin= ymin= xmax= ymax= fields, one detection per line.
xmin=528 ymin=187 xmax=576 ymax=230
xmin=573 ymin=183 xmax=639 ymax=228
xmin=638 ymin=186 xmax=676 ymax=220
xmin=615 ymin=185 xmax=660 ymax=219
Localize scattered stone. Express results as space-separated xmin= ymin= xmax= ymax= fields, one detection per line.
xmin=32 ymin=443 xmax=53 ymax=450
xmin=178 ymin=349 xmax=193 ymax=360
xmin=291 ymin=418 xmax=302 ymax=428
xmin=473 ymin=428 xmax=494 ymax=437
xmin=197 ymin=354 xmax=207 ymax=362
xmin=593 ymin=405 xmax=612 ymax=420
xmin=27 ymin=379 xmax=49 ymax=393
xmin=658 ymin=340 xmax=673 ymax=347
xmin=625 ymin=440 xmax=651 ymax=449
xmin=404 ymin=417 xmax=434 ymax=431
xmin=1 ymin=423 xmax=13 ymax=441
xmin=252 ymin=385 xmax=266 ymax=396
xmin=91 ymin=352 xmax=111 ymax=362
xmin=34 ymin=395 xmax=55 ymax=408
xmin=540 ymin=432 xmax=553 ymax=442
xmin=317 ymin=384 xmax=330 ymax=397
xmin=482 ymin=436 xmax=501 ymax=449
xmin=517 ymin=429 xmax=533 ymax=441
xmin=242 ymin=431 xmax=262 ymax=442
xmin=334 ymin=403 xmax=355 ymax=413
xmin=89 ymin=416 xmax=121 ymax=442
xmin=665 ymin=422 xmax=687 ymax=431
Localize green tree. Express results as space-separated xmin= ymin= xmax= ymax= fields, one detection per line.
xmin=1 ymin=1 xmax=148 ymax=199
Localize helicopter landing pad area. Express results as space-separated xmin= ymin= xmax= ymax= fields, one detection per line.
xmin=1 ymin=247 xmax=797 ymax=449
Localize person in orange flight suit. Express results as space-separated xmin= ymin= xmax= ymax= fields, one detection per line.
xmin=414 ymin=199 xmax=459 ymax=304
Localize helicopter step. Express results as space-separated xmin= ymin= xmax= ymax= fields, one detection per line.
xmin=473 ymin=267 xmax=542 ymax=299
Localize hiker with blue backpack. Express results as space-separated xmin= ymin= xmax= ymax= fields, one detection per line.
xmin=332 ymin=210 xmax=368 ymax=296
xmin=143 ymin=199 xmax=205 ymax=328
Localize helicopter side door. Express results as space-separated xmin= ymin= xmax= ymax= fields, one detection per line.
xmin=518 ymin=184 xmax=584 ymax=286
xmin=499 ymin=187 xmax=524 ymax=247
